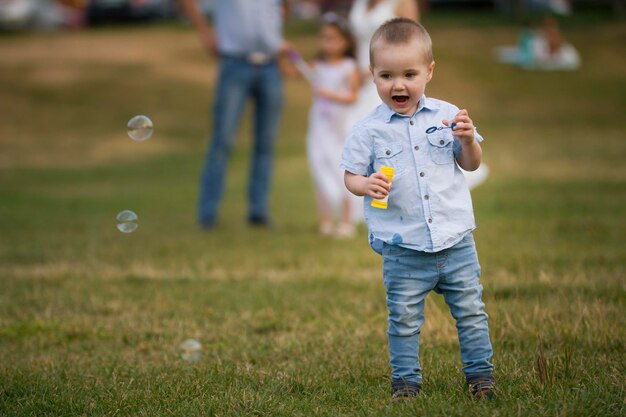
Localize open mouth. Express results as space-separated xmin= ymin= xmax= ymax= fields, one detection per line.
xmin=392 ymin=95 xmax=409 ymax=105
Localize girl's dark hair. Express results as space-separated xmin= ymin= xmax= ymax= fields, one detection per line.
xmin=317 ymin=12 xmax=356 ymax=60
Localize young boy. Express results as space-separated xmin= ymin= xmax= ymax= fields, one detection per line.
xmin=340 ymin=18 xmax=496 ymax=400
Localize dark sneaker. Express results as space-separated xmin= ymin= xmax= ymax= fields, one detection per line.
xmin=468 ymin=376 xmax=497 ymax=399
xmin=391 ymin=380 xmax=421 ymax=400
xmin=199 ymin=219 xmax=216 ymax=231
xmin=248 ymin=215 xmax=274 ymax=229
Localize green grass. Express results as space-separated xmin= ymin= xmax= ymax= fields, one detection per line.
xmin=1 ymin=12 xmax=625 ymax=416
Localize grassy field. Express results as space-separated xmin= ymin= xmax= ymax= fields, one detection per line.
xmin=1 ymin=11 xmax=625 ymax=416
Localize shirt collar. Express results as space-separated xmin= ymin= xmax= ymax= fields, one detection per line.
xmin=381 ymin=95 xmax=440 ymax=123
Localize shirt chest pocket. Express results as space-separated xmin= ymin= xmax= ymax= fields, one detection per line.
xmin=374 ymin=141 xmax=404 ymax=175
xmin=427 ymin=132 xmax=454 ymax=165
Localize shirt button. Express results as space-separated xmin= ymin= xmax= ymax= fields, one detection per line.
xmin=428 ymin=218 xmax=433 ymax=223
xmin=414 ymin=145 xmax=419 ymax=151
xmin=410 ymin=120 xmax=414 ymax=125
xmin=424 ymin=195 xmax=429 ymax=200
xmin=386 ymin=149 xmax=391 ymax=155
xmin=419 ymin=171 xmax=425 ymax=177
xmin=439 ymin=139 xmax=445 ymax=145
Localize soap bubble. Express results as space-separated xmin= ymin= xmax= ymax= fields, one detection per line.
xmin=116 ymin=210 xmax=138 ymax=233
xmin=179 ymin=339 xmax=202 ymax=363
xmin=117 ymin=222 xmax=138 ymax=234
xmin=116 ymin=210 xmax=138 ymax=222
xmin=127 ymin=115 xmax=153 ymax=141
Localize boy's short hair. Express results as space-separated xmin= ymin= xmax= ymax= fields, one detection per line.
xmin=369 ymin=17 xmax=434 ymax=66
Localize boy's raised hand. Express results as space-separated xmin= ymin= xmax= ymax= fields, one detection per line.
xmin=366 ymin=172 xmax=392 ymax=199
xmin=444 ymin=109 xmax=475 ymax=146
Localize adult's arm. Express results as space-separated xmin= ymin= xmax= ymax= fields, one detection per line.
xmin=395 ymin=0 xmax=420 ymax=21
xmin=180 ymin=0 xmax=218 ymax=55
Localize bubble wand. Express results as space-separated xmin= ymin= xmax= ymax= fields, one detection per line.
xmin=287 ymin=49 xmax=333 ymax=118
xmin=286 ymin=49 xmax=316 ymax=84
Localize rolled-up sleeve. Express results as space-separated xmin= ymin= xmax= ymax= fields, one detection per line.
xmin=340 ymin=124 xmax=373 ymax=176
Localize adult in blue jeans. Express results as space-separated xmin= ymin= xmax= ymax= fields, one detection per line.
xmin=181 ymin=0 xmax=288 ymax=228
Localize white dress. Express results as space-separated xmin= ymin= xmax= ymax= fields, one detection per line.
xmin=348 ymin=0 xmax=398 ymax=129
xmin=307 ymin=58 xmax=357 ymax=212
xmin=348 ymin=0 xmax=489 ymax=191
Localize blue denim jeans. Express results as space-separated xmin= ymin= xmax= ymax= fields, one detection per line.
xmin=382 ymin=232 xmax=494 ymax=385
xmin=198 ymin=56 xmax=283 ymax=226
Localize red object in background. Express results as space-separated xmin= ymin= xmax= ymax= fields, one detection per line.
xmin=317 ymin=0 xmax=352 ymax=13
xmin=57 ymin=0 xmax=88 ymax=8
xmin=57 ymin=0 xmax=88 ymax=27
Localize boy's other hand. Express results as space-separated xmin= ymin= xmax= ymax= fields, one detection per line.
xmin=444 ymin=109 xmax=475 ymax=146
xmin=366 ymin=172 xmax=391 ymax=199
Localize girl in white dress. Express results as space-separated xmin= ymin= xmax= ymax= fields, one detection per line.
xmin=305 ymin=13 xmax=360 ymax=237
xmin=348 ymin=0 xmax=490 ymax=190
xmin=348 ymin=0 xmax=418 ymax=129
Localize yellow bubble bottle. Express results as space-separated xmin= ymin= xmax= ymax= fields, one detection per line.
xmin=371 ymin=166 xmax=395 ymax=209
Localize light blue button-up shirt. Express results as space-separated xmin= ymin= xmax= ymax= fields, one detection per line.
xmin=214 ymin=0 xmax=283 ymax=56
xmin=340 ymin=95 xmax=484 ymax=253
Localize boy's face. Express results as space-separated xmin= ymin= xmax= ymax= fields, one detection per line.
xmin=370 ymin=38 xmax=435 ymax=116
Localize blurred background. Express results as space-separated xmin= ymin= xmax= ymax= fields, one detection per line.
xmin=0 ymin=0 xmax=622 ymax=30
xmin=0 ymin=0 xmax=624 ymax=415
